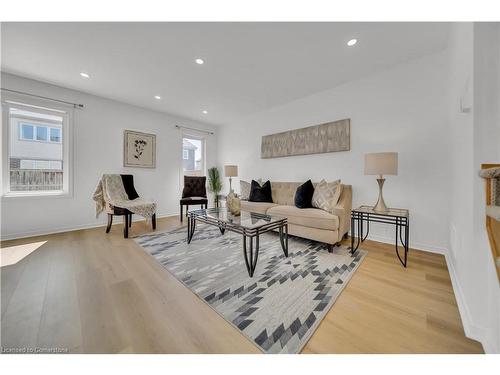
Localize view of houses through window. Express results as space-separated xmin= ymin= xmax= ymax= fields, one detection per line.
xmin=8 ymin=106 xmax=65 ymax=192
xmin=182 ymin=136 xmax=204 ymax=176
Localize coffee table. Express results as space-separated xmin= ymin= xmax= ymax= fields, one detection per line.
xmin=187 ymin=208 xmax=288 ymax=277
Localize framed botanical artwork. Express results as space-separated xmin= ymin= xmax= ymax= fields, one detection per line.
xmin=123 ymin=130 xmax=156 ymax=168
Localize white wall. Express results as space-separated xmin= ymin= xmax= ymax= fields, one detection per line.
xmin=447 ymin=22 xmax=500 ymax=354
xmin=218 ymin=51 xmax=451 ymax=253
xmin=472 ymin=23 xmax=500 ymax=354
xmin=1 ymin=73 xmax=218 ymax=239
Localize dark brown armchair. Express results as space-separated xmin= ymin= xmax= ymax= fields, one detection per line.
xmin=104 ymin=174 xmax=156 ymax=238
xmin=180 ymin=176 xmax=208 ymax=222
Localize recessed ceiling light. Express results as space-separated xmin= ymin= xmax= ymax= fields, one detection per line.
xmin=195 ymin=58 xmax=205 ymax=65
xmin=347 ymin=39 xmax=357 ymax=47
xmin=80 ymin=72 xmax=90 ymax=78
xmin=202 ymin=110 xmax=208 ymax=114
xmin=154 ymin=95 xmax=161 ymax=100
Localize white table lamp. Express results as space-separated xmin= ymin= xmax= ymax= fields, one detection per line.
xmin=224 ymin=165 xmax=238 ymax=194
xmin=364 ymin=152 xmax=398 ymax=212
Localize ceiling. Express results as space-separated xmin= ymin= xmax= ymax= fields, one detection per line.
xmin=1 ymin=22 xmax=450 ymax=126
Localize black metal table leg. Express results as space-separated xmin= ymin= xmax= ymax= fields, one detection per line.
xmin=362 ymin=213 xmax=370 ymax=241
xmin=242 ymin=235 xmax=251 ymax=276
xmin=187 ymin=216 xmax=196 ymax=244
xmin=285 ymin=223 xmax=288 ymax=257
xmin=350 ymin=214 xmax=354 ymax=253
xmin=279 ymin=223 xmax=289 ymax=257
xmin=242 ymin=234 xmax=259 ymax=277
xmin=394 ymin=217 xmax=407 ymax=267
xmin=350 ymin=212 xmax=360 ymax=254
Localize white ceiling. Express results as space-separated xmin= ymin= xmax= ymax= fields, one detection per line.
xmin=1 ymin=22 xmax=450 ymax=126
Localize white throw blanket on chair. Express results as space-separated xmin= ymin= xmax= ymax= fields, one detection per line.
xmin=92 ymin=174 xmax=156 ymax=219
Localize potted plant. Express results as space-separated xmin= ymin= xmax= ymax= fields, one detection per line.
xmin=207 ymin=167 xmax=223 ymax=207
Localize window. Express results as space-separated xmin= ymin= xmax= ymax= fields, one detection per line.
xmin=182 ymin=135 xmax=205 ymax=176
xmin=36 ymin=126 xmax=47 ymax=141
xmin=19 ymin=123 xmax=62 ymax=143
xmin=2 ymin=100 xmax=72 ymax=196
xmin=20 ymin=124 xmax=34 ymax=140
xmin=50 ymin=128 xmax=61 ymax=143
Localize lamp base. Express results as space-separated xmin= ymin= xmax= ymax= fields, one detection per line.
xmin=373 ymin=178 xmax=389 ymax=213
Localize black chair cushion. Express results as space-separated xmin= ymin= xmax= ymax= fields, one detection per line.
xmin=294 ymin=179 xmax=314 ymax=208
xmin=120 ymin=174 xmax=139 ymax=200
xmin=182 ymin=176 xmax=207 ymax=198
xmin=249 ymin=180 xmax=273 ymax=203
xmin=180 ymin=197 xmax=208 ymax=204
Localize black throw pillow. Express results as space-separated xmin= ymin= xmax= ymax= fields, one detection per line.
xmin=294 ymin=180 xmax=314 ymax=208
xmin=249 ymin=180 xmax=273 ymax=203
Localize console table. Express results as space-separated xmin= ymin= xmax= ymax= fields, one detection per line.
xmin=350 ymin=205 xmax=410 ymax=267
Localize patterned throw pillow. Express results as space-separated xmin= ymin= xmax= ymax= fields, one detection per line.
xmin=240 ymin=180 xmax=251 ymax=200
xmin=311 ymin=179 xmax=342 ymax=213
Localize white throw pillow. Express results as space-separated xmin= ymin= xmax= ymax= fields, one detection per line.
xmin=240 ymin=180 xmax=251 ymax=200
xmin=311 ymin=179 xmax=342 ymax=213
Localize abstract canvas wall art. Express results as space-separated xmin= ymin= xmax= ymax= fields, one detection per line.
xmin=261 ymin=118 xmax=350 ymax=159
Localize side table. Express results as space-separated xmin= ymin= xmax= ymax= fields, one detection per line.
xmin=350 ymin=205 xmax=410 ymax=267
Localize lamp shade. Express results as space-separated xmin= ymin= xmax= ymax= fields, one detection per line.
xmin=364 ymin=152 xmax=398 ymax=176
xmin=224 ymin=165 xmax=238 ymax=177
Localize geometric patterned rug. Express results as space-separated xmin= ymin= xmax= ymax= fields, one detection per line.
xmin=135 ymin=225 xmax=366 ymax=354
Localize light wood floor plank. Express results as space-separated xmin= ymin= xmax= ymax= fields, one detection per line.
xmin=0 ymin=216 xmax=483 ymax=354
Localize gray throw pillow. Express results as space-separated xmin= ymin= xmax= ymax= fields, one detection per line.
xmin=311 ymin=179 xmax=342 ymax=213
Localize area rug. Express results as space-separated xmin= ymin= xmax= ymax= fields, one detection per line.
xmin=135 ymin=225 xmax=366 ymax=354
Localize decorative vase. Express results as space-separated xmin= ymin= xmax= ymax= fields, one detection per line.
xmin=226 ymin=193 xmax=241 ymax=216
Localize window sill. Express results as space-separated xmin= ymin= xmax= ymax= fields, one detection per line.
xmin=2 ymin=191 xmax=73 ymax=200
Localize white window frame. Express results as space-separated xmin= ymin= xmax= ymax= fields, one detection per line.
xmin=183 ymin=149 xmax=189 ymax=160
xmin=2 ymin=96 xmax=74 ymax=199
xmin=181 ymin=133 xmax=206 ymax=176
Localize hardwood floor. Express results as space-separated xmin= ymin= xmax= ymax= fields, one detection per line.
xmin=1 ymin=216 xmax=483 ymax=353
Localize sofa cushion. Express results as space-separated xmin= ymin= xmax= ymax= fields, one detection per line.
xmin=271 ymin=182 xmax=302 ymax=205
xmin=294 ymin=180 xmax=314 ymax=208
xmin=267 ymin=205 xmax=339 ymax=231
xmin=249 ymin=180 xmax=273 ymax=203
xmin=241 ymin=200 xmax=278 ymax=214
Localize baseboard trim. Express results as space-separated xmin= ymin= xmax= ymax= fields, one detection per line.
xmin=445 ymin=251 xmax=490 ymax=353
xmin=359 ymin=232 xmax=448 ymax=255
xmin=1 ymin=212 xmax=179 ymax=241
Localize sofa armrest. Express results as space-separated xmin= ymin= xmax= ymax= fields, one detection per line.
xmin=332 ymin=185 xmax=352 ymax=238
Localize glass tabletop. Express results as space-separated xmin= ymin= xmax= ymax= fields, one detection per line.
xmin=189 ymin=207 xmax=286 ymax=229
xmin=353 ymin=205 xmax=409 ymax=218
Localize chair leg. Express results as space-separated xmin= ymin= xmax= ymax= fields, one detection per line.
xmin=124 ymin=214 xmax=129 ymax=238
xmin=128 ymin=213 xmax=132 ymax=227
xmin=106 ymin=214 xmax=113 ymax=233
xmin=152 ymin=213 xmax=157 ymax=230
xmin=186 ymin=205 xmax=189 ymax=216
xmin=327 ymin=244 xmax=334 ymax=253
xmin=180 ymin=204 xmax=183 ymax=223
